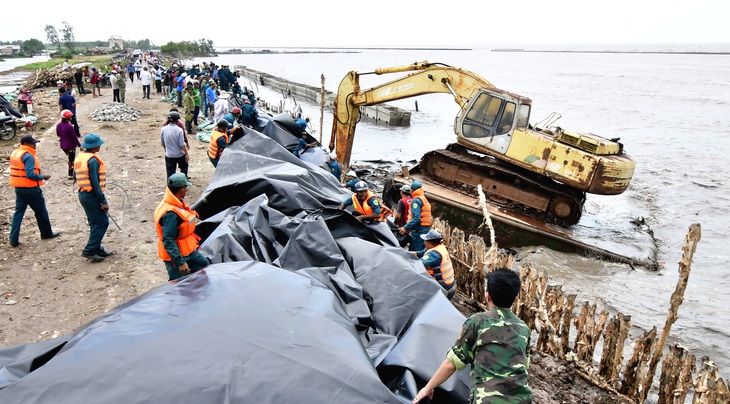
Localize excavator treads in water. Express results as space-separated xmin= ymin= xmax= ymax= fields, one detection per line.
xmin=419 ymin=144 xmax=585 ymax=226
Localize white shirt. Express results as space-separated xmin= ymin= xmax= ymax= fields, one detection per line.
xmin=62 ymin=61 xmax=69 ymax=71
xmin=140 ymin=70 xmax=152 ymax=85
xmin=109 ymin=75 xmax=118 ymax=90
xmin=214 ymin=99 xmax=229 ymax=122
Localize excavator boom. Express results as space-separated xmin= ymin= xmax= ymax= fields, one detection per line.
xmin=330 ymin=61 xmax=494 ymax=169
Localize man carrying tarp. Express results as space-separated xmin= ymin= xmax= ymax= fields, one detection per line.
xmin=154 ymin=173 xmax=209 ymax=281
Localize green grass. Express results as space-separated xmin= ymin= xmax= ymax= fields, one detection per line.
xmin=18 ymin=55 xmax=115 ymax=70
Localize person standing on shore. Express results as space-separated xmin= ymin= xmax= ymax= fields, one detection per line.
xmin=183 ymin=85 xmax=196 ymax=134
xmin=9 ymin=135 xmax=60 ymax=247
xmin=213 ymin=91 xmax=230 ymax=123
xmin=154 ymin=173 xmax=209 ymax=281
xmin=90 ymin=67 xmax=102 ymax=97
xmin=192 ymin=80 xmax=202 ymax=127
xmin=74 ymin=68 xmax=85 ymax=96
xmin=205 ymin=80 xmax=217 ymax=120
xmin=153 ymin=65 xmax=162 ymax=93
xmin=56 ymin=110 xmax=81 ymax=179
xmin=110 ymin=71 xmax=120 ymax=102
xmin=58 ymin=86 xmax=80 ymax=137
xmin=175 ymin=72 xmax=186 ymax=107
xmin=160 ymin=111 xmax=189 ymax=180
xmin=140 ymin=67 xmax=152 ymax=99
xmin=399 ymin=180 xmax=431 ymax=252
xmin=127 ymin=63 xmax=135 ymax=83
xmin=75 ymin=134 xmax=112 ymax=262
xmin=413 ymin=268 xmax=531 ymax=404
xmin=117 ymin=70 xmax=126 ymax=103
xmin=134 ymin=59 xmax=141 ymax=80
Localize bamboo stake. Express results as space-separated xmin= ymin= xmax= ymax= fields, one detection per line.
xmin=319 ymin=74 xmax=325 ymax=144
xmin=640 ymin=223 xmax=702 ymax=402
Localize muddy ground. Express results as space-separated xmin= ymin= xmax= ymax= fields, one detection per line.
xmin=0 ymin=75 xmax=630 ymax=403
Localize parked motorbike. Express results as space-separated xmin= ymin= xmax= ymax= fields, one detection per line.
xmin=0 ymin=113 xmax=17 ymax=141
xmin=17 ymin=88 xmax=33 ymax=115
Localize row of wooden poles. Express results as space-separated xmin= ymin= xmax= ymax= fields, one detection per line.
xmin=431 ymin=218 xmax=728 ymax=403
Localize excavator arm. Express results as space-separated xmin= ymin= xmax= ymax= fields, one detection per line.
xmin=329 ymin=61 xmax=495 ymax=169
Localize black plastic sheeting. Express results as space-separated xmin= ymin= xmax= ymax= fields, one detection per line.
xmin=0 ymin=127 xmax=471 ymax=403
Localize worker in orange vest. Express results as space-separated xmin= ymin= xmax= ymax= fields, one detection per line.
xmin=9 ymin=135 xmax=59 ymax=247
xmin=154 ymin=173 xmax=209 ymax=280
xmin=398 ymin=180 xmax=432 ymax=252
xmin=339 ymin=181 xmax=392 ymax=223
xmin=207 ymin=120 xmax=229 ymax=167
xmin=75 ymin=133 xmax=111 ymax=262
xmin=415 ymin=229 xmax=456 ymax=299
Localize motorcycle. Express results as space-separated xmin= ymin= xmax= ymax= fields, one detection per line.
xmin=17 ymin=88 xmax=33 ymax=115
xmin=0 ymin=112 xmax=17 ymax=141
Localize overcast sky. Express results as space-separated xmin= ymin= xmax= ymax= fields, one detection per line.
xmin=4 ymin=0 xmax=729 ymax=48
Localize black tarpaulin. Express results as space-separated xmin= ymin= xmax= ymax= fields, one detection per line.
xmin=0 ymin=128 xmax=471 ymax=403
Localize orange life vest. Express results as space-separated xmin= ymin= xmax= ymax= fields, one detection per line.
xmin=74 ymin=151 xmax=106 ymax=192
xmin=153 ymin=187 xmax=200 ymax=260
xmin=9 ymin=145 xmax=43 ymax=188
xmin=208 ymin=128 xmax=229 ymax=160
xmin=352 ymin=191 xmax=392 ymax=222
xmin=424 ymin=243 xmax=455 ymax=289
xmin=407 ymin=188 xmax=432 ymax=227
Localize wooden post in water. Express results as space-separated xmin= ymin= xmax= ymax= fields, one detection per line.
xmin=319 ymin=74 xmax=325 ymax=144
xmin=639 ymin=223 xmax=701 ymax=402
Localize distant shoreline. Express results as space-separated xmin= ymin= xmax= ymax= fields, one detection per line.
xmin=492 ymin=49 xmax=730 ymax=55
xmin=217 ymin=47 xmax=471 ymax=54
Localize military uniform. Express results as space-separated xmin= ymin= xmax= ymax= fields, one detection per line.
xmin=447 ymin=308 xmax=532 ymax=403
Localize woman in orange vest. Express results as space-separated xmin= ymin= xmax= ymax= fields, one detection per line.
xmin=416 ymin=230 xmax=456 ymax=299
xmin=9 ymin=135 xmax=59 ymax=247
xmin=154 ymin=173 xmax=209 ymax=280
xmin=339 ymin=181 xmax=392 ymax=223
xmin=75 ymin=133 xmax=111 ymax=262
xmin=208 ymin=120 xmax=229 ymax=167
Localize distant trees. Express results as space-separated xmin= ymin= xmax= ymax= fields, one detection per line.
xmin=60 ymin=21 xmax=76 ymax=53
xmin=45 ymin=25 xmax=60 ymax=51
xmin=21 ymin=39 xmax=45 ymax=56
xmin=160 ymin=39 xmax=215 ymax=57
xmin=124 ymin=38 xmax=152 ymax=50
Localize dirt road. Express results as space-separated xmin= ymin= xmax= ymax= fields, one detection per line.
xmin=1 ymin=76 xmax=215 ymax=345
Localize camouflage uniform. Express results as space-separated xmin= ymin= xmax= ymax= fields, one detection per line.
xmin=447 ymin=308 xmax=532 ymax=403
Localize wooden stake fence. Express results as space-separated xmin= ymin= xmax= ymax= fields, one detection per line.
xmin=430 ymin=220 xmax=728 ymax=403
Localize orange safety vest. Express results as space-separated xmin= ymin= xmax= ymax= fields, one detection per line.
xmin=352 ymin=191 xmax=392 ymax=222
xmin=424 ymin=243 xmax=455 ymax=289
xmin=153 ymin=187 xmax=200 ymax=260
xmin=74 ymin=151 xmax=106 ymax=192
xmin=208 ymin=128 xmax=229 ymax=160
xmin=9 ymin=145 xmax=43 ymax=188
xmin=407 ymin=188 xmax=432 ymax=227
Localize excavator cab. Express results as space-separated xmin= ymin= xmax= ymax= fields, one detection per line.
xmin=456 ymin=90 xmax=532 ymax=154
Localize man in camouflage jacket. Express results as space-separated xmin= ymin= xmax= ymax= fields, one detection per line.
xmin=413 ymin=268 xmax=532 ymax=403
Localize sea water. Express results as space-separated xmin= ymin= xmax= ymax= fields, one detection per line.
xmin=196 ymin=43 xmax=730 ymax=372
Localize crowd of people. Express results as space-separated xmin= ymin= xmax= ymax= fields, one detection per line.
xmin=9 ymin=52 xmax=532 ymax=403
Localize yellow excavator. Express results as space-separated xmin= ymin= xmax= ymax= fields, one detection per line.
xmin=329 ymin=61 xmax=635 ymax=226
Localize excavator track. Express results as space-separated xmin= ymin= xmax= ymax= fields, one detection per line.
xmin=419 ymin=144 xmax=586 ymax=226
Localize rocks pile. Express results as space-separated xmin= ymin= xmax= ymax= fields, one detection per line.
xmin=90 ymin=103 xmax=141 ymax=122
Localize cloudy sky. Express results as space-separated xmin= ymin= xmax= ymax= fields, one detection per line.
xmin=4 ymin=0 xmax=728 ymax=48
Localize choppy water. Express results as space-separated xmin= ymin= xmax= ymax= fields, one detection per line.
xmin=194 ymin=44 xmax=730 ymax=372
